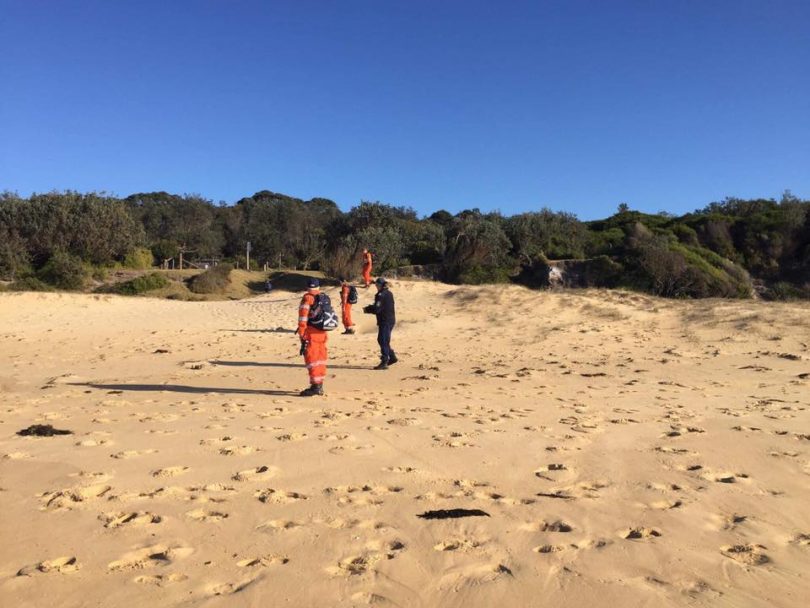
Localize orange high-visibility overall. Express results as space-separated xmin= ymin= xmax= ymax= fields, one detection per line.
xmin=298 ymin=290 xmax=327 ymax=385
xmin=340 ymin=284 xmax=354 ymax=329
xmin=362 ymin=252 xmax=373 ymax=287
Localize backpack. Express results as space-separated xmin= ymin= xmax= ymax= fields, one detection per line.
xmin=347 ymin=285 xmax=358 ymax=304
xmin=308 ymin=293 xmax=339 ymax=331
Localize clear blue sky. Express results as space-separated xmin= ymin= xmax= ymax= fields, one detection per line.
xmin=2 ymin=1 xmax=808 ymax=219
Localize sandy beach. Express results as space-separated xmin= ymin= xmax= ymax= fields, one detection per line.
xmin=1 ymin=283 xmax=809 ymax=607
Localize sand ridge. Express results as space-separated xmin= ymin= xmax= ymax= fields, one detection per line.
xmin=1 ymin=284 xmax=809 ymax=607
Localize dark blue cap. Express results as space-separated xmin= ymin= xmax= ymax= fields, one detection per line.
xmin=307 ymin=278 xmax=320 ymax=289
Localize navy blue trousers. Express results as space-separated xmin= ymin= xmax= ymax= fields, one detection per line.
xmin=377 ymin=324 xmax=395 ymax=363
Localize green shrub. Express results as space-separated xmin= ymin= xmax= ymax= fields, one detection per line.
xmin=583 ymin=255 xmax=624 ymax=287
xmin=188 ymin=263 xmax=233 ymax=294
xmin=91 ymin=266 xmax=109 ymax=281
xmin=458 ymin=265 xmax=512 ymax=285
xmin=114 ymin=272 xmax=170 ymax=295
xmin=37 ymin=250 xmax=87 ymax=290
xmin=123 ymin=247 xmax=154 ymax=269
xmin=8 ymin=277 xmax=54 ymax=292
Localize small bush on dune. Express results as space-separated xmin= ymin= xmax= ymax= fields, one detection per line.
xmin=37 ymin=250 xmax=87 ymax=290
xmin=188 ymin=263 xmax=233 ymax=294
xmin=114 ymin=272 xmax=170 ymax=295
xmin=123 ymin=247 xmax=155 ymax=270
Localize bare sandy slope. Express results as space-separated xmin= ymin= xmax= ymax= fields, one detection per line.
xmin=1 ymin=283 xmax=809 ymax=608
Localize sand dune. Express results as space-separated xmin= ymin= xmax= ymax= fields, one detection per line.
xmin=1 ymin=283 xmax=809 ymax=607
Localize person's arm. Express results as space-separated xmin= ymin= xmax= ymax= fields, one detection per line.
xmin=297 ymin=294 xmax=312 ymax=338
xmin=383 ymin=291 xmax=395 ymax=321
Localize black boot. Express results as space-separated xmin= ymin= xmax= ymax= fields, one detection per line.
xmin=300 ymin=384 xmax=324 ymax=396
xmin=388 ymin=355 xmax=398 ymax=365
xmin=374 ymin=361 xmax=388 ymax=370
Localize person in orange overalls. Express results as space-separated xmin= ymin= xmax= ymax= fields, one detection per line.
xmin=361 ymin=249 xmax=373 ymax=287
xmin=296 ymin=278 xmax=327 ymax=396
xmin=339 ymin=278 xmax=355 ymax=334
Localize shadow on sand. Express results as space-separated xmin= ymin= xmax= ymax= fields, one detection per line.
xmin=72 ymin=383 xmax=301 ymax=396
xmin=221 ymin=328 xmax=297 ymax=334
xmin=210 ymin=360 xmax=371 ymax=371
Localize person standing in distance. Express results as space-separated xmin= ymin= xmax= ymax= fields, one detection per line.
xmin=364 ymin=277 xmax=397 ymax=370
xmin=361 ymin=248 xmax=373 ymax=288
xmin=339 ymin=278 xmax=356 ymax=334
xmin=296 ymin=278 xmax=327 ymax=396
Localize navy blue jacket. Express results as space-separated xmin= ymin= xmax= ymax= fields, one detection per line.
xmin=374 ymin=289 xmax=396 ymax=326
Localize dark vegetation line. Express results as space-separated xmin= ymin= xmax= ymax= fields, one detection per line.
xmin=0 ymin=189 xmax=808 ymax=300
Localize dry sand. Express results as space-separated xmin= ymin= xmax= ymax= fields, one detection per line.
xmin=1 ymin=283 xmax=809 ymax=607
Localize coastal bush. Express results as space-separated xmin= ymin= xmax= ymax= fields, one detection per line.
xmin=37 ymin=250 xmax=87 ymax=290
xmin=114 ymin=272 xmax=170 ymax=295
xmin=188 ymin=263 xmax=233 ymax=294
xmin=123 ymin=247 xmax=154 ymax=269
xmin=2 ymin=189 xmax=809 ymax=298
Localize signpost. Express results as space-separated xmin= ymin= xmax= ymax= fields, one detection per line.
xmin=246 ymin=241 xmax=251 ymax=271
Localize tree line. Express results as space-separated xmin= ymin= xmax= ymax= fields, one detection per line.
xmin=1 ymin=189 xmax=808 ymax=299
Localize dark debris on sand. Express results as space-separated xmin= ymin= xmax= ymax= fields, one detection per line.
xmin=16 ymin=424 xmax=73 ymax=437
xmin=417 ymin=509 xmax=490 ymax=520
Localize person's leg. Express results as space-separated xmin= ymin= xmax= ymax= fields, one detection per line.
xmin=387 ymin=325 xmax=397 ymax=363
xmin=342 ymin=303 xmax=353 ymax=333
xmin=303 ymin=336 xmax=327 ymax=394
xmin=378 ymin=325 xmax=391 ymax=362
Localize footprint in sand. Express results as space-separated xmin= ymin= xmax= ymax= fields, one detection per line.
xmin=434 ymin=539 xmax=482 ymax=552
xmin=318 ymin=433 xmax=351 ymax=441
xmin=621 ymin=527 xmax=662 ymax=540
xmin=323 ymin=485 xmax=403 ymax=506
xmin=790 ymin=533 xmax=810 ymax=546
xmin=99 ymin=511 xmax=162 ymax=529
xmin=432 ymin=432 xmax=476 ymax=448
xmin=186 ymin=509 xmax=229 ymax=522
xmin=232 ymin=465 xmax=277 ymax=482
xmin=39 ymin=483 xmax=113 ymax=510
xmin=328 ymin=541 xmax=406 ymax=577
xmin=702 ymin=471 xmax=750 ymax=484
xmin=76 ymin=438 xmax=113 ymax=447
xmin=206 ymin=577 xmax=260 ymax=596
xmin=316 ymin=518 xmax=390 ymax=531
xmin=383 ymin=466 xmax=417 ymax=474
xmin=256 ymin=519 xmax=303 ymax=532
xmin=721 ymin=544 xmax=769 ymax=565
xmin=17 ymin=557 xmax=80 ymax=576
xmin=254 ymin=489 xmax=308 ymax=504
xmin=709 ymin=513 xmax=745 ymax=531
xmin=522 ymin=520 xmax=574 ymax=533
xmin=648 ymin=499 xmax=683 ymax=510
xmin=533 ymin=544 xmax=573 ymax=554
xmin=108 ymin=544 xmax=193 ymax=571
xmin=134 ymin=573 xmax=188 ymax=586
xmin=276 ymin=432 xmax=307 ymax=442
xmin=110 ymin=449 xmax=159 ymax=459
xmin=236 ymin=554 xmax=289 ymax=568
xmin=439 ymin=563 xmax=514 ymax=586
xmin=219 ymin=445 xmax=259 ymax=456
xmin=151 ymin=466 xmax=189 ymax=478
xmin=199 ymin=436 xmax=236 ymax=446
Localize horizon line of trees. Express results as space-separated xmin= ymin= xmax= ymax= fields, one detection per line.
xmin=1 ymin=189 xmax=809 ymax=300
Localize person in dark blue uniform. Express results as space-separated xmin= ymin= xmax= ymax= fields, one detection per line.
xmin=364 ymin=277 xmax=398 ymax=370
